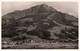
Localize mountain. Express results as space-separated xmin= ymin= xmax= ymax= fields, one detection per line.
xmin=2 ymin=4 xmax=78 ymax=41
xmin=2 ymin=4 xmax=57 ymax=19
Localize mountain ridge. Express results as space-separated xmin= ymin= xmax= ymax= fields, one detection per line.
xmin=2 ymin=4 xmax=78 ymax=41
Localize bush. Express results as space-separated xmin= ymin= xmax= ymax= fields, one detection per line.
xmin=12 ymin=35 xmax=28 ymax=41
xmin=26 ymin=30 xmax=51 ymax=39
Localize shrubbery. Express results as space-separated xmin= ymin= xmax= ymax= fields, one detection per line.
xmin=26 ymin=30 xmax=51 ymax=39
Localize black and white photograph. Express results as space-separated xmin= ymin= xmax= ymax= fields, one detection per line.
xmin=1 ymin=2 xmax=78 ymax=49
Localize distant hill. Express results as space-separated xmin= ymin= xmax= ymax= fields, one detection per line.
xmin=2 ymin=4 xmax=78 ymax=41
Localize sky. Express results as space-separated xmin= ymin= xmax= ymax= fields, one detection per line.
xmin=2 ymin=2 xmax=78 ymax=17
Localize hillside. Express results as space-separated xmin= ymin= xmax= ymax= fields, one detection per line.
xmin=2 ymin=4 xmax=78 ymax=42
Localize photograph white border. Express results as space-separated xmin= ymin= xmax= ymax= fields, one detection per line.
xmin=0 ymin=0 xmax=79 ymax=51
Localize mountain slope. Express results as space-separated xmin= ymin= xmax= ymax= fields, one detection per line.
xmin=2 ymin=4 xmax=78 ymax=41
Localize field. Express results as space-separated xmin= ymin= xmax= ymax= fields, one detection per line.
xmin=2 ymin=42 xmax=78 ymax=49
